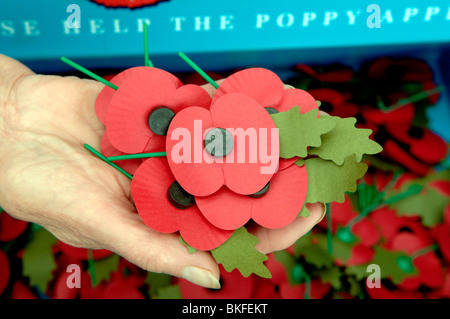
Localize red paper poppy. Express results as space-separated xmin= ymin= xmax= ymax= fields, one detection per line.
xmin=131 ymin=157 xmax=233 ymax=250
xmin=385 ymin=230 xmax=444 ymax=291
xmin=295 ymin=63 xmax=354 ymax=83
xmin=367 ymin=282 xmax=424 ymax=299
xmin=0 ymin=250 xmax=10 ymax=295
xmin=195 ymin=164 xmax=307 ymax=230
xmin=433 ymin=205 xmax=450 ymax=263
xmin=0 ymin=210 xmax=28 ymax=242
xmin=95 ymin=67 xmax=182 ymax=125
xmin=367 ymin=57 xmax=433 ymax=82
xmin=11 ymin=281 xmax=37 ymax=299
xmin=166 ymin=92 xmax=280 ymax=197
xmin=179 ymin=266 xmax=254 ymax=299
xmin=251 ymin=253 xmax=290 ymax=299
xmin=57 ymin=241 xmax=113 ymax=261
xmin=90 ymin=0 xmax=167 ymax=9
xmin=212 ymin=68 xmax=318 ymax=115
xmin=308 ymin=88 xmax=358 ymax=118
xmin=106 ymin=67 xmax=211 ymax=154
xmin=280 ymin=279 xmax=331 ymax=299
xmin=101 ymin=134 xmax=143 ymax=175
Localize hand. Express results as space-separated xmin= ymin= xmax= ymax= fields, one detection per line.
xmin=0 ymin=55 xmax=325 ymax=289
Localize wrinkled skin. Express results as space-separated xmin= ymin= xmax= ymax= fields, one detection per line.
xmin=0 ymin=54 xmax=325 ymax=288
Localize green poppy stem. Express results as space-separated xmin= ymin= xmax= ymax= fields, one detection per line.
xmin=143 ymin=23 xmax=154 ymax=67
xmin=61 ymin=57 xmax=118 ymax=90
xmin=107 ymin=152 xmax=167 ymax=161
xmin=178 ymin=51 xmax=219 ymax=89
xmin=84 ymin=144 xmax=133 ymax=180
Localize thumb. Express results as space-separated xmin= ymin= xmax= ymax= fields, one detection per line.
xmin=99 ymin=211 xmax=221 ymax=289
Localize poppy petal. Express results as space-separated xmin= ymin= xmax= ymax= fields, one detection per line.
xmin=172 ymin=84 xmax=212 ymax=112
xmin=211 ymin=93 xmax=279 ymax=195
xmin=95 ymin=67 xmax=182 ymax=124
xmin=131 ymin=158 xmax=183 ymax=233
xmin=106 ymin=68 xmax=179 ymax=153
xmin=252 ymin=164 xmax=308 ymax=229
xmin=131 ymin=157 xmax=231 ymax=249
xmin=211 ymin=68 xmax=285 ymax=108
xmin=166 ymin=107 xmax=224 ymax=197
xmin=195 ymin=186 xmax=253 ymax=230
xmin=101 ymin=134 xmax=143 ymax=175
xmin=276 ymin=88 xmax=319 ymax=115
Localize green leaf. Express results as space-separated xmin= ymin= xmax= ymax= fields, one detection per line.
xmin=389 ymin=187 xmax=446 ymax=227
xmin=92 ymin=253 xmax=120 ymax=285
xmin=22 ymin=228 xmax=58 ymax=292
xmin=314 ymin=233 xmax=355 ymax=264
xmin=179 ymin=236 xmax=197 ymax=254
xmin=308 ymin=116 xmax=382 ymax=165
xmin=345 ymin=246 xmax=418 ymax=284
xmin=298 ymin=204 xmax=310 ymax=217
xmin=145 ymin=272 xmax=173 ymax=298
xmin=211 ymin=227 xmax=271 ymax=278
xmin=293 ymin=235 xmax=334 ymax=268
xmin=316 ymin=266 xmax=342 ymax=290
xmin=304 ymin=155 xmax=368 ymax=204
xmin=270 ymin=107 xmax=335 ymax=158
xmin=273 ymin=250 xmax=298 ymax=286
xmin=153 ymin=285 xmax=182 ymax=299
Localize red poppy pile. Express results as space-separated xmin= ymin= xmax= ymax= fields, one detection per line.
xmin=93 ymin=64 xmax=381 ymax=278
xmin=292 ymin=57 xmax=449 ymax=176
xmin=0 ymin=56 xmax=447 ymax=299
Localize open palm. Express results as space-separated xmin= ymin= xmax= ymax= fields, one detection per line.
xmin=0 ymin=54 xmax=325 ymax=289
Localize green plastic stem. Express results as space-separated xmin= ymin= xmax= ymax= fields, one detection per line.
xmin=143 ymin=23 xmax=154 ymax=67
xmin=387 ymin=86 xmax=443 ymax=109
xmin=87 ymin=249 xmax=97 ymax=287
xmin=84 ymin=144 xmax=133 ymax=180
xmin=326 ymin=203 xmax=333 ymax=255
xmin=178 ymin=52 xmax=219 ymax=89
xmin=411 ymin=244 xmax=438 ymax=258
xmin=61 ymin=57 xmax=118 ymax=90
xmin=107 ymin=152 xmax=167 ymax=161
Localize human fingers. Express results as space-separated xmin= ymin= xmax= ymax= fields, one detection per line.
xmin=248 ymin=202 xmax=326 ymax=254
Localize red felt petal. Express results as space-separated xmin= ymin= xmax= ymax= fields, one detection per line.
xmin=252 ymin=165 xmax=308 ymax=229
xmin=179 ymin=266 xmax=254 ymax=299
xmin=0 ymin=211 xmax=28 ymax=242
xmin=276 ymin=88 xmax=319 ymax=115
xmin=101 ymin=134 xmax=143 ymax=175
xmin=211 ymin=93 xmax=279 ymax=195
xmin=106 ymin=68 xmax=180 ymax=153
xmin=436 ymin=225 xmax=450 ymax=263
xmin=131 ymin=158 xmax=184 ymax=233
xmin=166 ymin=107 xmax=224 ymax=196
xmin=212 ymin=68 xmax=285 ymax=108
xmin=172 ymin=84 xmax=212 ymax=112
xmin=195 ymin=187 xmax=253 ymax=230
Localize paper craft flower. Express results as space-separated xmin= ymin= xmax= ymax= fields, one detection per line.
xmin=99 ymin=67 xmax=211 ymax=154
xmin=361 ymin=104 xmax=448 ymax=176
xmin=0 ymin=250 xmax=9 ymax=295
xmin=90 ymin=0 xmax=167 ymax=8
xmin=131 ymin=157 xmax=233 ymax=250
xmin=0 ymin=210 xmax=28 ymax=242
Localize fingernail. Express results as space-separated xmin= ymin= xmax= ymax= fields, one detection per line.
xmin=317 ymin=203 xmax=327 ymax=224
xmin=182 ymin=266 xmax=221 ymax=289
